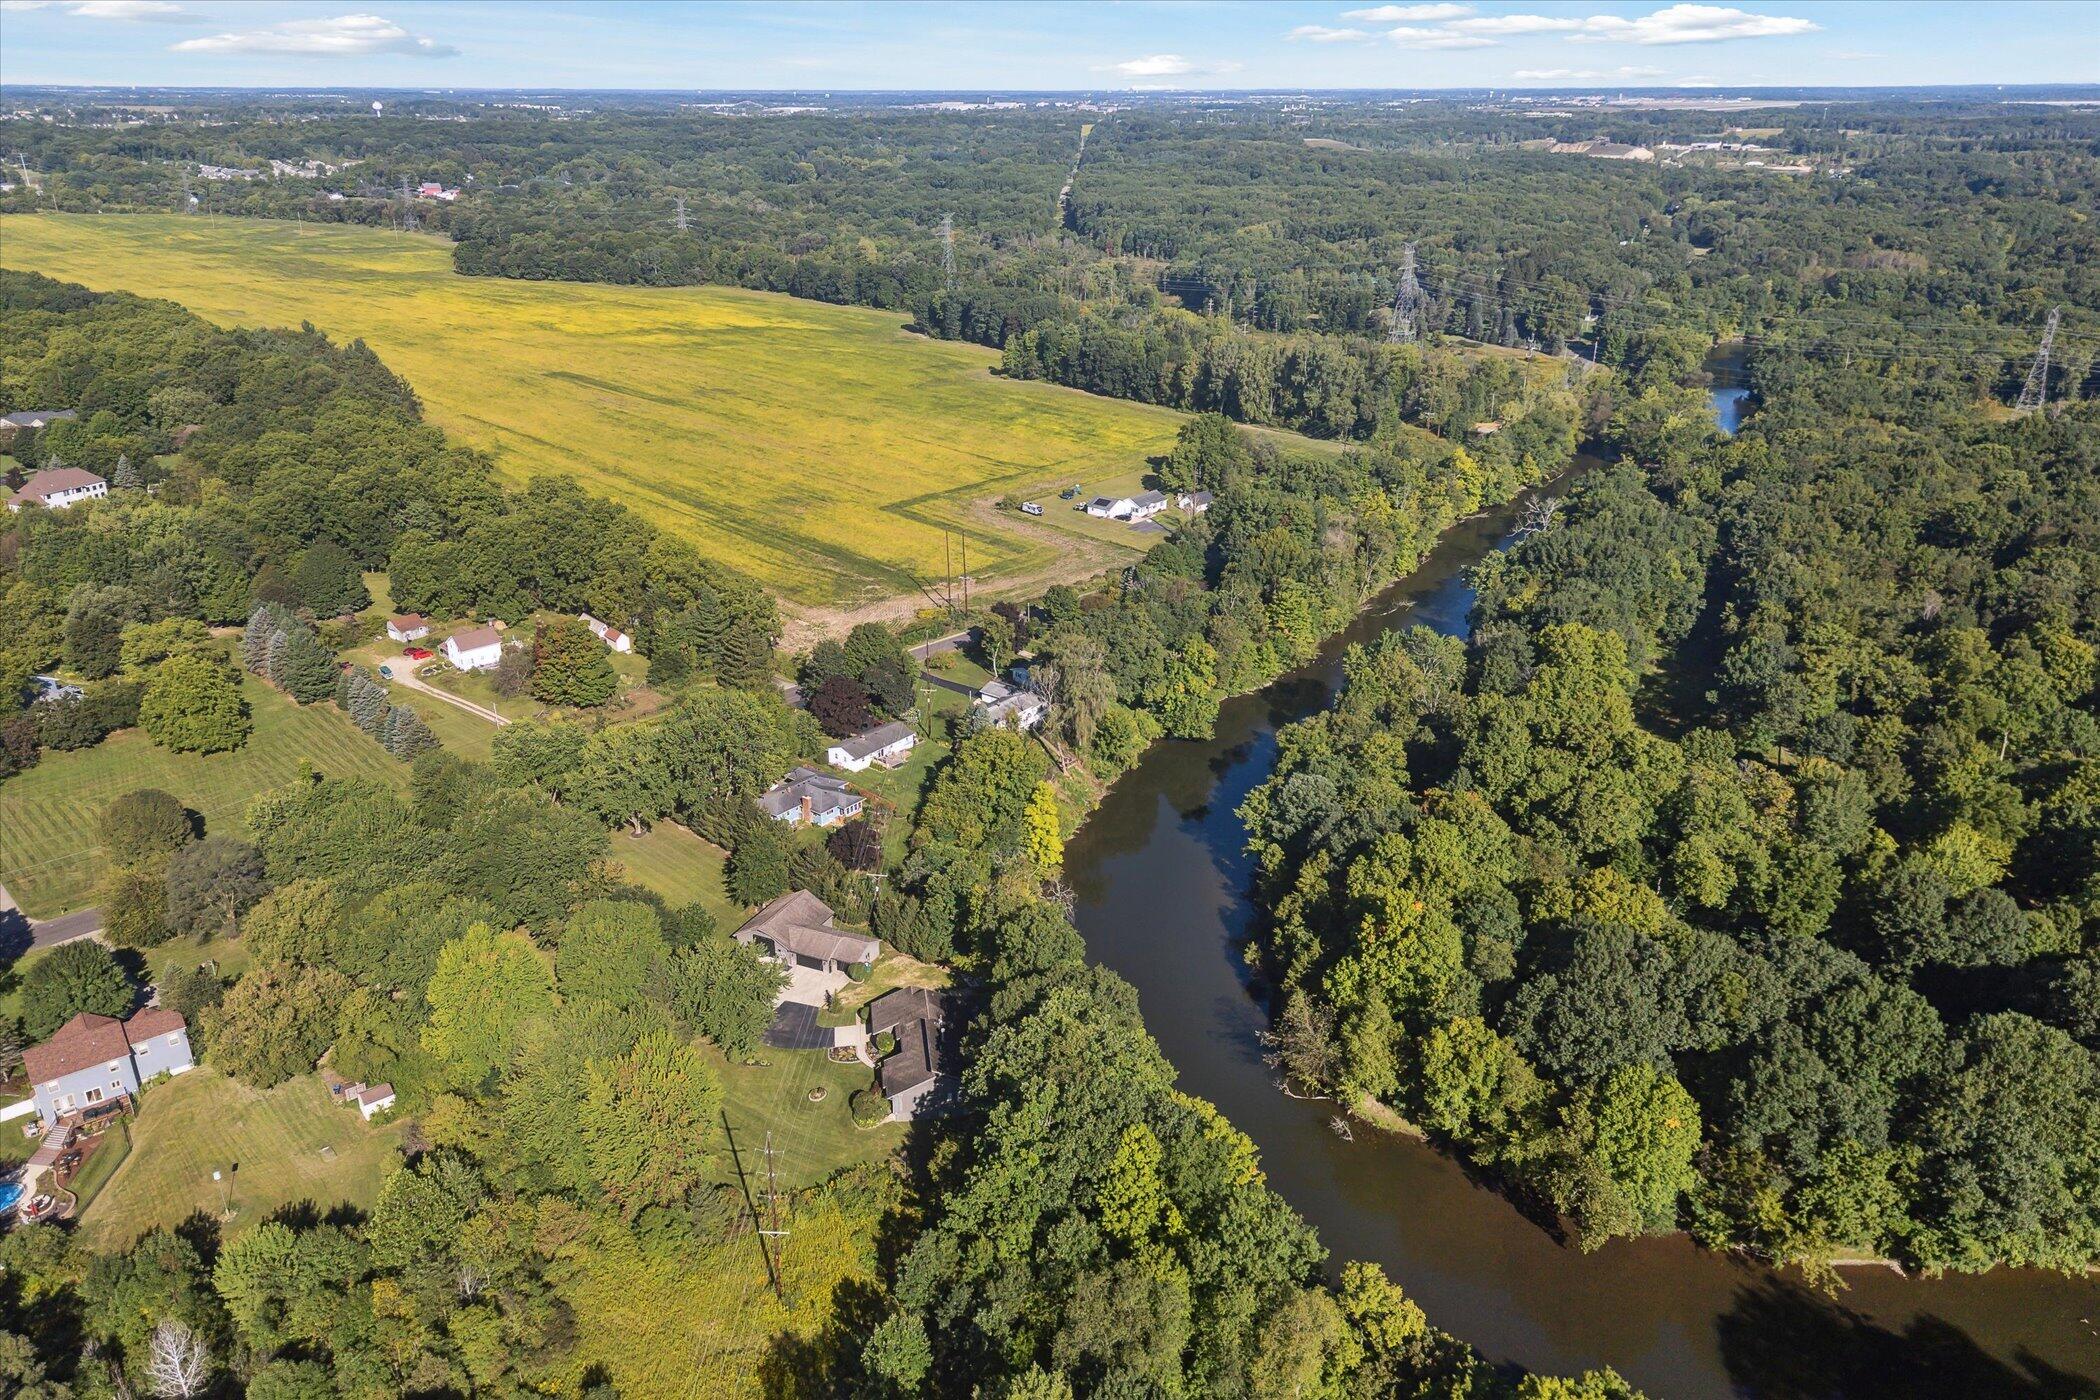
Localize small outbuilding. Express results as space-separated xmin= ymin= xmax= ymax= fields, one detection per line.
xmin=386 ymin=613 xmax=429 ymax=643
xmin=354 ymin=1083 xmax=396 ymax=1120
xmin=579 ymin=613 xmax=633 ymax=653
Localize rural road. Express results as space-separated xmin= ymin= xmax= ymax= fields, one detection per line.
xmin=395 ymin=661 xmax=509 ymax=726
xmin=0 ymin=878 xmax=103 ymax=955
xmin=909 ymin=628 xmax=975 ymax=662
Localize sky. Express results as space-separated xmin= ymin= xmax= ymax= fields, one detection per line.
xmin=0 ymin=1 xmax=2093 ymax=92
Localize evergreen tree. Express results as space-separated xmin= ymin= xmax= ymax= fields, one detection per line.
xmin=271 ymin=626 xmax=340 ymax=703
xmin=382 ymin=704 xmax=439 ymax=760
xmin=111 ymin=452 xmax=141 ymax=490
xmin=531 ymin=617 xmax=619 ymax=707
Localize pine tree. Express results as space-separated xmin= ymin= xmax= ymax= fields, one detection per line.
xmin=382 ymin=704 xmax=439 ymax=759
xmin=240 ymin=604 xmax=289 ymax=674
xmin=714 ymin=616 xmax=775 ymax=689
xmin=111 ymin=453 xmax=141 ymax=490
xmin=272 ymin=625 xmax=340 ymax=703
xmin=265 ymin=627 xmax=291 ymax=687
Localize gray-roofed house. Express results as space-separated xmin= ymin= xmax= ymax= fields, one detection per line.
xmin=7 ymin=466 xmax=107 ymax=513
xmin=1126 ymin=489 xmax=1168 ymax=521
xmin=1175 ymin=490 xmax=1214 ymax=514
xmin=759 ymin=765 xmax=864 ymax=828
xmin=869 ymin=986 xmax=954 ymax=1121
xmin=24 ymin=1008 xmax=194 ymax=1130
xmin=734 ymin=889 xmax=880 ymax=974
xmin=973 ymin=678 xmax=1049 ymax=731
xmin=825 ymin=720 xmax=918 ymax=773
xmin=0 ymin=408 xmax=78 ymax=434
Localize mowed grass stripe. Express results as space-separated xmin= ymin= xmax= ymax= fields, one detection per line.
xmin=0 ymin=214 xmax=1184 ymax=605
xmin=0 ymin=671 xmax=406 ymax=917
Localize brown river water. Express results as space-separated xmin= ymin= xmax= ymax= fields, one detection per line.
xmin=1062 ymin=368 xmax=2100 ymax=1396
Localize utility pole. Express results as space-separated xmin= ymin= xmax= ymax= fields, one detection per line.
xmin=943 ymin=530 xmax=955 ymax=613
xmin=757 ymin=1131 xmax=787 ymax=1302
xmin=960 ymin=531 xmax=969 ymax=611
xmin=673 ymin=194 xmax=689 ymax=232
xmin=939 ymin=212 xmax=956 ymax=294
xmin=2017 ymin=305 xmax=2061 ymax=412
xmin=1388 ymin=242 xmax=1423 ymax=344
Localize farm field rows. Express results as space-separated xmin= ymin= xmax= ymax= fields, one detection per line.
xmin=0 ymin=213 xmax=1185 ymax=609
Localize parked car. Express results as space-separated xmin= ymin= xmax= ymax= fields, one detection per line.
xmin=377 ymin=664 xmax=393 ymax=680
xmin=1058 ymin=485 xmax=1081 ymax=500
xmin=1021 ymin=501 xmax=1044 ymax=516
xmin=403 ymin=646 xmax=434 ymax=660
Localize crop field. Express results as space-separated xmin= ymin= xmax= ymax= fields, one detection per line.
xmin=0 ymin=213 xmax=1184 ymax=610
xmin=0 ymin=669 xmax=407 ymax=918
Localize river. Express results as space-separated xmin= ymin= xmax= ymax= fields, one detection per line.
xmin=1062 ymin=360 xmax=2100 ymax=1397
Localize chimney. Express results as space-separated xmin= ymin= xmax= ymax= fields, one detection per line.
xmin=801 ymin=794 xmax=814 ymax=824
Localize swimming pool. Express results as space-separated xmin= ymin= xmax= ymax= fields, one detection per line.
xmin=0 ymin=1179 xmax=24 ymax=1213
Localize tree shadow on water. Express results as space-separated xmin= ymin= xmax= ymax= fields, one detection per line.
xmin=1718 ymin=1275 xmax=2100 ymax=1400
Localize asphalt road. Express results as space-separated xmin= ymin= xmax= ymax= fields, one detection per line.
xmin=0 ymin=877 xmax=104 ymax=957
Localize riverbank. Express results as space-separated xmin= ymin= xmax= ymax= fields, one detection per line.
xmin=1059 ymin=365 xmax=2100 ymax=1397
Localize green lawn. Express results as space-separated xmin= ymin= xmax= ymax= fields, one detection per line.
xmin=712 ymin=1045 xmax=902 ymax=1193
xmin=0 ymin=670 xmax=407 ymax=918
xmin=76 ymin=1070 xmax=406 ymax=1252
xmin=612 ymin=822 xmax=745 ymax=930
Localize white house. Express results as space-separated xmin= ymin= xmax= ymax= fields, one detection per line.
xmin=386 ymin=613 xmax=429 ymax=643
xmin=355 ymin=1083 xmax=396 ymax=1120
xmin=826 ymin=720 xmax=918 ymax=773
xmin=7 ymin=467 xmax=107 ymax=513
xmin=1086 ymin=495 xmax=1137 ymax=519
xmin=579 ymin=613 xmax=633 ymax=653
xmin=1176 ymin=490 xmax=1214 ymax=514
xmin=1127 ymin=490 xmax=1168 ymax=521
xmin=444 ymin=624 xmax=505 ymax=671
xmin=974 ymin=679 xmax=1049 ymax=731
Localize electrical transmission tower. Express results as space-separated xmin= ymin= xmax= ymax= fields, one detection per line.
xmin=757 ymin=1131 xmax=788 ymax=1302
xmin=1388 ymin=243 xmax=1423 ymax=344
xmin=2017 ymin=305 xmax=2061 ymax=412
xmin=939 ymin=212 xmax=956 ymax=293
xmin=673 ymin=194 xmax=689 ymax=232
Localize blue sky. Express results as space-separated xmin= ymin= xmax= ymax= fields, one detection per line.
xmin=0 ymin=1 xmax=2093 ymax=90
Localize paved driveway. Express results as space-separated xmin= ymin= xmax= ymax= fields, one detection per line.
xmin=777 ymin=963 xmax=849 ymax=1008
xmin=763 ymin=1002 xmax=833 ymax=1051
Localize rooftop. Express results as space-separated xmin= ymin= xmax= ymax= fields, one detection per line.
xmin=735 ymin=889 xmax=879 ymax=967
xmin=833 ymin=720 xmax=916 ymax=762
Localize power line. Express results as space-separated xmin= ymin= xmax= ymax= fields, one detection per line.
xmin=1387 ymin=242 xmax=1422 ymax=345
xmin=2018 ymin=305 xmax=2061 ymax=412
xmin=672 ymin=194 xmax=689 ymax=232
xmin=757 ymin=1130 xmax=787 ymax=1303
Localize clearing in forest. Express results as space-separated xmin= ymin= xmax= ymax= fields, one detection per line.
xmin=0 ymin=213 xmax=1181 ymax=608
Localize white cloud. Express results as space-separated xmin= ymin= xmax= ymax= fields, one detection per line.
xmin=1341 ymin=3 xmax=1472 ymax=19
xmin=1567 ymin=5 xmax=1819 ymax=45
xmin=1288 ymin=24 xmax=1375 ymax=43
xmin=172 ymin=12 xmax=458 ymax=57
xmin=1388 ymin=25 xmax=1496 ymax=49
xmin=0 ymin=1 xmax=57 ymax=10
xmin=68 ymin=0 xmax=191 ymax=20
xmin=1513 ymin=65 xmax=1667 ymax=80
xmin=1112 ymin=53 xmax=1196 ymax=76
xmin=1106 ymin=53 xmax=1241 ymax=78
xmin=1449 ymin=14 xmax=1585 ymax=34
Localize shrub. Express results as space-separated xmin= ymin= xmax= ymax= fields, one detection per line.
xmin=846 ymin=961 xmax=872 ymax=983
xmin=850 ymin=1089 xmax=891 ymax=1126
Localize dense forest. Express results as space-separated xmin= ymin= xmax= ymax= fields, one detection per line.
xmin=0 ymin=265 xmax=1620 ymax=1392
xmin=6 ymin=88 xmax=2100 ymax=1391
xmin=7 ymin=96 xmax=2093 ymax=436
xmin=1239 ymin=324 xmax=2100 ymax=1276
